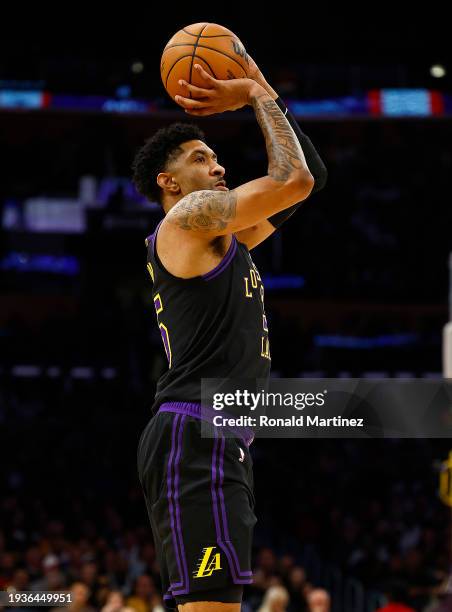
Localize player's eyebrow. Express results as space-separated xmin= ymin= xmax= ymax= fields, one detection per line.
xmin=190 ymin=148 xmax=217 ymax=161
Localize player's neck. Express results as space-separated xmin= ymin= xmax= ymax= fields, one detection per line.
xmin=162 ymin=194 xmax=184 ymax=215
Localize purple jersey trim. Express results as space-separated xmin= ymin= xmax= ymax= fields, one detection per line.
xmin=217 ymin=435 xmax=253 ymax=578
xmin=147 ymin=221 xmax=237 ymax=281
xmin=159 ymin=401 xmax=254 ymax=447
xmin=150 ymin=218 xmax=164 ymax=255
xmin=202 ymin=236 xmax=237 ymax=281
xmin=210 ymin=431 xmax=253 ymax=584
xmin=167 ymin=414 xmax=190 ymax=596
xmin=145 ymin=218 xmax=163 ymax=249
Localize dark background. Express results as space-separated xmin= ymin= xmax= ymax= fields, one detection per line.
xmin=2 ymin=7 xmax=451 ymax=96
xmin=1 ymin=7 xmax=451 ymax=612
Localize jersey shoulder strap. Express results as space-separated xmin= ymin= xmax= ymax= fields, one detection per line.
xmin=144 ymin=218 xmax=164 ymax=283
xmin=144 ymin=218 xmax=164 ymax=251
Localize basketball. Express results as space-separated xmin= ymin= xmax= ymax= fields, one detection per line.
xmin=160 ymin=23 xmax=250 ymax=101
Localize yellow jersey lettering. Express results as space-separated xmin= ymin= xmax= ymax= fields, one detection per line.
xmin=253 ymin=264 xmax=261 ymax=282
xmin=250 ymin=268 xmax=258 ymax=288
xmin=159 ymin=323 xmax=172 ymax=368
xmin=244 ymin=277 xmax=252 ymax=298
xmin=153 ymin=293 xmax=163 ymax=315
xmin=261 ymin=336 xmax=271 ymax=360
xmin=153 ymin=293 xmax=172 ymax=368
xmin=147 ymin=262 xmax=154 ymax=282
xmin=194 ymin=547 xmax=222 ymax=578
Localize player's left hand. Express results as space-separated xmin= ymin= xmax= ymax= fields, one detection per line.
xmin=174 ymin=64 xmax=261 ymax=116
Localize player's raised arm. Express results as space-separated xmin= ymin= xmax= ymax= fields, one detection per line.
xmin=166 ymin=65 xmax=314 ymax=236
xmin=245 ymin=55 xmax=328 ymax=229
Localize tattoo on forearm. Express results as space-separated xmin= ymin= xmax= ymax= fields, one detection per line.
xmin=251 ymin=95 xmax=304 ymax=182
xmin=168 ymin=189 xmax=238 ymax=231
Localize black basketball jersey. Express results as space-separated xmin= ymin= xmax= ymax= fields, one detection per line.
xmin=145 ymin=219 xmax=271 ymax=414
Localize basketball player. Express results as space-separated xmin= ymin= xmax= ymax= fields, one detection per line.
xmin=133 ymin=61 xmax=327 ymax=611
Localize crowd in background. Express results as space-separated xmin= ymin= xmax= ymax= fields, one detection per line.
xmin=0 ymin=375 xmax=450 ymax=611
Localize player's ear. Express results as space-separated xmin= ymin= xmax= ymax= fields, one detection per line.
xmin=157 ymin=172 xmax=181 ymax=195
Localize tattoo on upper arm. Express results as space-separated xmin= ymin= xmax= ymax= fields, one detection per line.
xmin=168 ymin=190 xmax=238 ymax=232
xmin=251 ymin=96 xmax=304 ymax=182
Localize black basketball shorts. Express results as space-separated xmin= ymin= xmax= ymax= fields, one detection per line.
xmin=137 ymin=401 xmax=256 ymax=610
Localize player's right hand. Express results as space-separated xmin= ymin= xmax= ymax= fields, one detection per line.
xmin=174 ymin=64 xmax=265 ymax=116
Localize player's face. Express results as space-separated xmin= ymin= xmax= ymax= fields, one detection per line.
xmin=171 ymin=140 xmax=228 ymax=196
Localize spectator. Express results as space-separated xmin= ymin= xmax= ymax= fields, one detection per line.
xmin=306 ymin=589 xmax=331 ymax=612
xmin=8 ymin=568 xmax=29 ymax=591
xmin=126 ymin=574 xmax=163 ymax=612
xmin=257 ymin=585 xmax=290 ymax=612
xmin=286 ymin=566 xmax=308 ymax=612
xmin=78 ymin=561 xmax=103 ymax=607
xmin=101 ymin=590 xmax=134 ymax=612
xmin=54 ymin=582 xmax=95 ymax=612
xmin=254 ymin=548 xmax=280 ymax=594
xmin=30 ymin=554 xmax=66 ymax=592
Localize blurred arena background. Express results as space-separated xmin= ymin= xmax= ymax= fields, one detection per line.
xmin=1 ymin=8 xmax=451 ymax=612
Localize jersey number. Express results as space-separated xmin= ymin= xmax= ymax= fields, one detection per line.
xmin=153 ymin=293 xmax=172 ymax=368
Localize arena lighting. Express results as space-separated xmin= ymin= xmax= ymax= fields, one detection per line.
xmin=131 ymin=61 xmax=144 ymax=74
xmin=314 ymin=333 xmax=419 ymax=349
xmin=261 ymin=274 xmax=305 ymax=289
xmin=431 ymin=64 xmax=446 ymax=78
xmin=0 ymin=252 xmax=80 ymax=275
xmin=1 ymin=88 xmax=449 ymax=116
xmin=7 ymin=366 xmax=118 ymax=379
xmin=116 ymin=85 xmax=131 ymax=98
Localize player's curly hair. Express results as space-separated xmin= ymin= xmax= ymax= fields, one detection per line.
xmin=131 ymin=122 xmax=206 ymax=205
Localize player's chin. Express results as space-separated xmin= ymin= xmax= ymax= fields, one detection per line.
xmin=213 ymin=185 xmax=229 ymax=192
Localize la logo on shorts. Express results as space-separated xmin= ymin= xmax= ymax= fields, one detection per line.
xmin=193 ymin=546 xmax=222 ymax=578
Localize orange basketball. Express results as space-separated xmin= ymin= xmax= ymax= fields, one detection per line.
xmin=160 ymin=23 xmax=250 ymax=102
